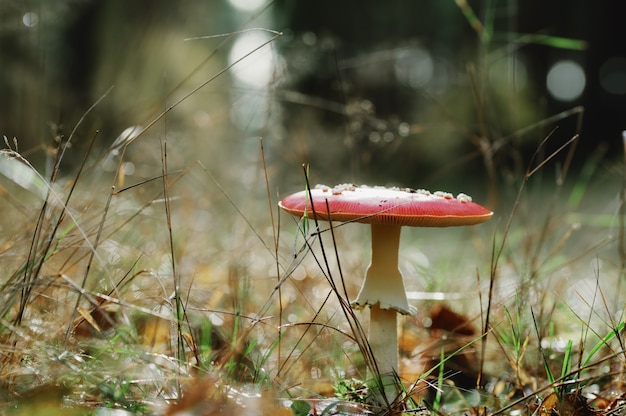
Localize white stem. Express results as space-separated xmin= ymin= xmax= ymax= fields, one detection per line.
xmin=353 ymin=224 xmax=412 ymax=314
xmin=369 ymin=304 xmax=399 ymax=400
xmin=356 ymin=224 xmax=406 ymax=377
xmin=351 ymin=224 xmax=414 ymax=402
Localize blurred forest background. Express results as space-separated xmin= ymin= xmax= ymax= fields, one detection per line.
xmin=1 ymin=0 xmax=625 ymax=198
xmin=3 ymin=3 xmax=626 ymax=412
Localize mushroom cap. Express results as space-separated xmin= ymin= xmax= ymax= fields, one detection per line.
xmin=279 ymin=184 xmax=493 ymax=227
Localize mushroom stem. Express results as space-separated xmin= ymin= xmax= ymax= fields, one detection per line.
xmin=352 ymin=223 xmax=413 ymax=398
xmin=353 ymin=224 xmax=412 ymax=315
xmin=369 ymin=304 xmax=399 ymax=396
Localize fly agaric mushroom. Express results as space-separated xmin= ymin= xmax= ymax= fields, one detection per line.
xmin=279 ymin=184 xmax=492 ymax=389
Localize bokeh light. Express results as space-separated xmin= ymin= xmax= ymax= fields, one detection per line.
xmin=599 ymin=56 xmax=626 ymax=95
xmin=22 ymin=12 xmax=39 ymax=28
xmin=546 ymin=60 xmax=586 ymax=101
xmin=228 ymin=30 xmax=281 ymax=131
xmin=228 ymin=31 xmax=278 ymax=89
xmin=228 ymin=0 xmax=266 ymax=12
xmin=394 ymin=46 xmax=434 ymax=89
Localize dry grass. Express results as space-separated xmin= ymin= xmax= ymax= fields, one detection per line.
xmin=2 ymin=8 xmax=626 ymax=416
xmin=2 ymin=111 xmax=626 ymax=415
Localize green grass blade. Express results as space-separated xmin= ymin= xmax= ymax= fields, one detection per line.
xmin=582 ymin=321 xmax=625 ymax=368
xmin=432 ymin=347 xmax=445 ymax=411
xmin=455 ymin=0 xmax=489 ymax=42
xmin=561 ymin=339 xmax=573 ymax=380
xmin=496 ymin=32 xmax=588 ymax=50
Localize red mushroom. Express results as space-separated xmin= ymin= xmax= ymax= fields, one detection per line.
xmin=278 ymin=184 xmax=493 ymax=395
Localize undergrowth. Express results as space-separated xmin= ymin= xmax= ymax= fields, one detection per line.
xmin=2 ymin=3 xmax=626 ymax=416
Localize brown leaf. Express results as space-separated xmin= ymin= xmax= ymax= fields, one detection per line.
xmin=72 ymin=302 xmax=118 ymax=337
xmin=536 ymin=392 xmax=559 ymax=416
xmin=75 ymin=307 xmax=102 ymax=334
xmin=561 ymin=391 xmax=598 ymax=416
xmin=533 ymin=391 xmax=597 ymax=416
xmin=429 ymin=304 xmax=476 ymax=336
